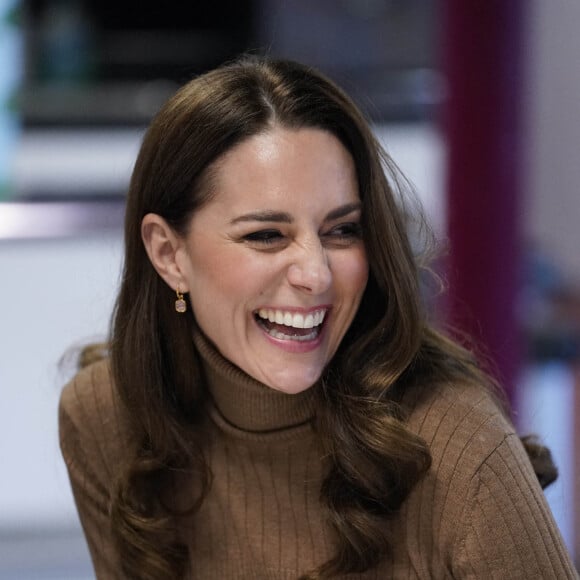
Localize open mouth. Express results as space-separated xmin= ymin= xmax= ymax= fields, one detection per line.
xmin=254 ymin=308 xmax=327 ymax=342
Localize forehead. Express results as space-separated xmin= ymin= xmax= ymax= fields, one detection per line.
xmin=204 ymin=127 xmax=359 ymax=214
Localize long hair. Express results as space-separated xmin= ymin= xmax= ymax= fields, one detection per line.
xmin=106 ymin=56 xmax=499 ymax=578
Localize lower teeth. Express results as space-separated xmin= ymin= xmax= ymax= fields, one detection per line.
xmin=267 ymin=328 xmax=318 ymax=342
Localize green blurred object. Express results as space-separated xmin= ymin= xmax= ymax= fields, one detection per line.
xmin=37 ymin=0 xmax=94 ymax=84
xmin=0 ymin=0 xmax=22 ymax=201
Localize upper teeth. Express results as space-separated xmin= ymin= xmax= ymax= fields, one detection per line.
xmin=257 ymin=308 xmax=326 ymax=329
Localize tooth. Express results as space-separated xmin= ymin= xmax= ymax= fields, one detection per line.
xmin=292 ymin=313 xmax=305 ymax=328
xmin=264 ymin=324 xmax=321 ymax=341
xmin=260 ymin=308 xmax=326 ymax=330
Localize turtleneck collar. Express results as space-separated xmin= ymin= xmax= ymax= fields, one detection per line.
xmin=192 ymin=328 xmax=317 ymax=435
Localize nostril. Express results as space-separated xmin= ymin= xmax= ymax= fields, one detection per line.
xmin=287 ymin=263 xmax=332 ymax=294
xmin=286 ymin=241 xmax=332 ymax=293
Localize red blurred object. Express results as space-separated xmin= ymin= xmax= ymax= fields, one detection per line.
xmin=442 ymin=0 xmax=526 ymax=406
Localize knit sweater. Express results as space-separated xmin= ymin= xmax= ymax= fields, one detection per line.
xmin=59 ymin=333 xmax=579 ymax=579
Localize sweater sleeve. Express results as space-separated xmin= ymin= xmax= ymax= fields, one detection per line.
xmin=58 ymin=362 xmax=124 ymax=579
xmin=452 ymin=433 xmax=579 ymax=579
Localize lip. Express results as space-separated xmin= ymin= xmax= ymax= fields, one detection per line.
xmin=255 ymin=305 xmax=332 ymax=314
xmin=253 ymin=305 xmax=331 ymax=353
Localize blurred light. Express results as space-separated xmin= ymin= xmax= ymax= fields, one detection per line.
xmin=0 ymin=201 xmax=124 ymax=239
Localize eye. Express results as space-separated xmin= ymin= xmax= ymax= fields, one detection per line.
xmin=243 ymin=229 xmax=285 ymax=245
xmin=323 ymin=222 xmax=363 ymax=245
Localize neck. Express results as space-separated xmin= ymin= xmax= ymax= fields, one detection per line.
xmin=192 ymin=328 xmax=317 ymax=434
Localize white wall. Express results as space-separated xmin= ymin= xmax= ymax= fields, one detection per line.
xmin=524 ymin=0 xmax=580 ymax=286
xmin=0 ymin=232 xmax=123 ymax=529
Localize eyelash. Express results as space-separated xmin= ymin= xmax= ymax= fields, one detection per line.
xmin=242 ymin=223 xmax=362 ymax=246
xmin=327 ymin=222 xmax=362 ymax=239
xmin=243 ymin=229 xmax=284 ymax=245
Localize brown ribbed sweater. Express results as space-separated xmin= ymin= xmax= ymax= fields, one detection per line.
xmin=59 ymin=333 xmax=579 ymax=579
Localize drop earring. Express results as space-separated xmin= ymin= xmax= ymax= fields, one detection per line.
xmin=175 ymin=286 xmax=187 ymax=313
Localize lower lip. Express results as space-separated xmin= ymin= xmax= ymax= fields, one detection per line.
xmin=255 ymin=317 xmax=327 ymax=353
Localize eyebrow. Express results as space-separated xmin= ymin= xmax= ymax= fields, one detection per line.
xmin=230 ymin=202 xmax=362 ymax=225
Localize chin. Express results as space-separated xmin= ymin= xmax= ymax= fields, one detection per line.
xmin=271 ymin=382 xmax=315 ymax=395
xmin=264 ymin=369 xmax=323 ymax=395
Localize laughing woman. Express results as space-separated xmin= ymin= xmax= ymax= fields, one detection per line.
xmin=59 ymin=56 xmax=578 ymax=579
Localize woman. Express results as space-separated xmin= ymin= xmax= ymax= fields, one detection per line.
xmin=59 ymin=56 xmax=578 ymax=579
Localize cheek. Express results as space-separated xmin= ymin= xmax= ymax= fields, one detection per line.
xmin=187 ymin=247 xmax=274 ymax=304
xmin=339 ymin=249 xmax=369 ymax=297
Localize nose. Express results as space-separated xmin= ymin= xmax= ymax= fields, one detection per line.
xmin=287 ymin=240 xmax=332 ymax=295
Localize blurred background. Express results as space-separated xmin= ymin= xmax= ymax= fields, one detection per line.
xmin=0 ymin=0 xmax=579 ymax=577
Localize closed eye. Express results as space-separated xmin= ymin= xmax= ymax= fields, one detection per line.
xmin=243 ymin=229 xmax=284 ymax=245
xmin=323 ymin=222 xmax=363 ymax=244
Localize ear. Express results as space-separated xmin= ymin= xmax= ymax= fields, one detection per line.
xmin=141 ymin=213 xmax=190 ymax=292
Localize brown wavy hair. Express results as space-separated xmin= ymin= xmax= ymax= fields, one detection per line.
xmin=103 ymin=56 xmax=540 ymax=579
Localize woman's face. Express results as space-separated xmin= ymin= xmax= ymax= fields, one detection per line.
xmin=177 ymin=127 xmax=369 ymax=394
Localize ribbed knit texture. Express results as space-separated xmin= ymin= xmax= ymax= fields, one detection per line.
xmin=59 ymin=334 xmax=579 ymax=579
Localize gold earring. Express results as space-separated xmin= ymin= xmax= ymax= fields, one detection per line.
xmin=175 ymin=286 xmax=187 ymax=313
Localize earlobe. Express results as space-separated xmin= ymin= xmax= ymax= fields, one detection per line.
xmin=141 ymin=213 xmax=188 ymax=291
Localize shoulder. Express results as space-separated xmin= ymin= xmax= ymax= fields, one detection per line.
xmin=59 ymin=359 xmax=121 ymax=438
xmin=59 ymin=359 xmax=132 ymax=475
xmin=59 ymin=360 xmax=133 ymax=576
xmin=400 ymin=382 xmax=548 ymax=561
xmin=406 ymin=383 xmax=580 ymax=578
xmin=404 ymin=380 xmax=516 ymax=479
xmin=60 ymin=358 xmax=114 ymax=417
xmin=399 ymin=379 xmax=534 ymax=538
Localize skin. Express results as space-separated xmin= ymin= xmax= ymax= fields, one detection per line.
xmin=142 ymin=127 xmax=369 ymax=394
